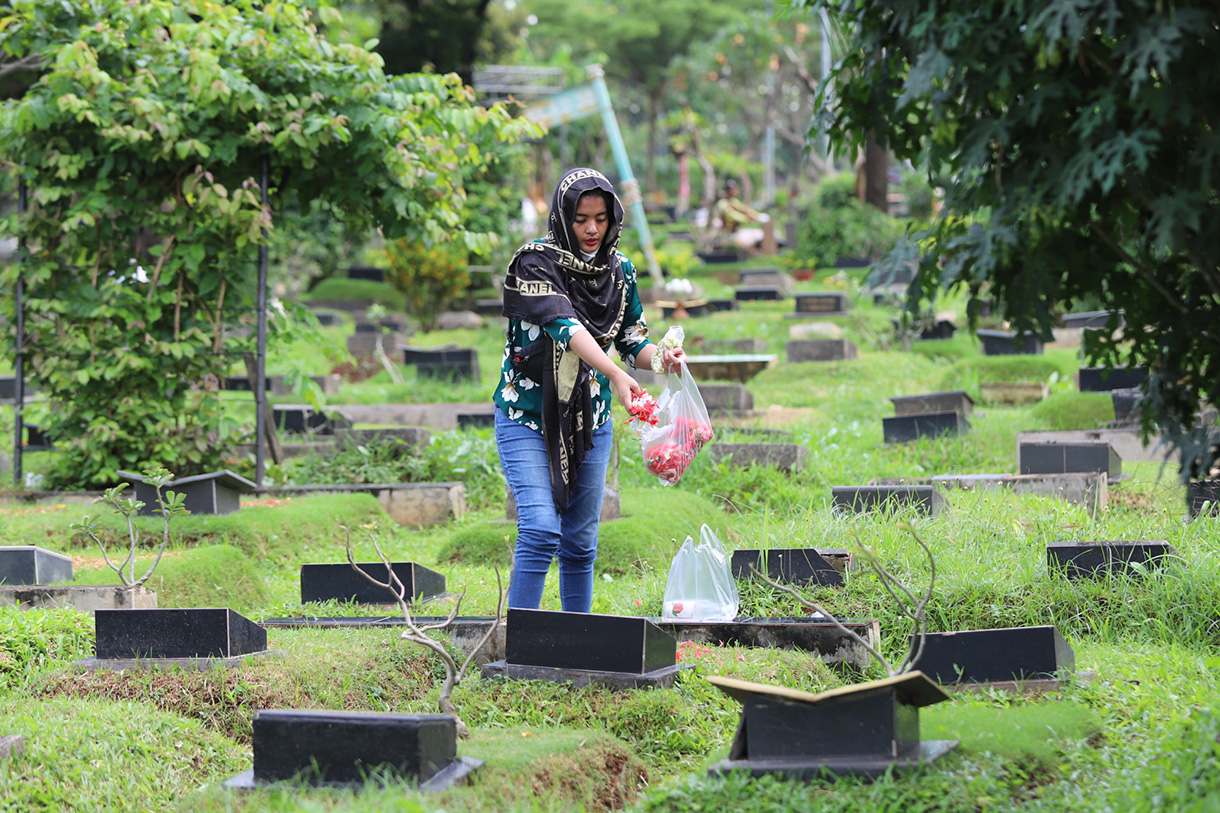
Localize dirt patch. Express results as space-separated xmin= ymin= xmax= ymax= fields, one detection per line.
xmin=527 ymin=742 xmax=648 ymax=812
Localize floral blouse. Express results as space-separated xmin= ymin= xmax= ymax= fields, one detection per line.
xmin=494 ymin=252 xmax=653 ymax=433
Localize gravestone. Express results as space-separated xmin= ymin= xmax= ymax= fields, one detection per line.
xmin=699 ymin=384 xmax=754 ymax=414
xmin=1110 ymin=388 xmax=1141 ymax=424
xmin=0 ymin=375 xmax=34 ymax=400
xmin=737 ymin=267 xmax=795 ymax=296
xmin=23 ymin=425 xmax=54 ymax=450
xmin=705 ymin=298 xmax=739 ymax=313
xmin=706 ymin=443 xmax=806 ymax=473
xmin=224 ymin=710 xmax=478 ymax=790
xmin=1062 ymin=310 xmax=1123 ymax=329
xmin=976 ymin=329 xmax=1043 ymax=355
xmin=273 ymin=405 xmax=353 ymax=435
xmin=789 ymin=292 xmax=850 ymax=318
xmin=734 ymin=286 xmax=784 ymax=302
xmin=481 ymin=608 xmax=679 ymax=688
xmin=788 ymin=321 xmax=843 ymax=340
xmin=704 ymin=338 xmax=767 ymax=355
xmin=0 ymin=546 xmax=73 ymax=585
xmin=118 ymin=469 xmax=256 ymax=517
xmin=918 ymin=320 xmax=957 ymax=340
xmin=92 ymin=608 xmax=267 ymax=660
xmin=683 ymin=355 xmax=777 ymax=383
xmin=309 ymin=309 xmax=341 ymax=327
xmin=402 ymin=347 xmax=480 ymax=381
xmin=1078 ymin=366 xmax=1147 ymax=392
xmin=347 ymin=264 xmax=384 ymax=282
xmin=890 ymin=390 xmax=974 ymax=418
xmin=730 ymin=549 xmax=842 ymax=587
xmin=706 ymin=673 xmax=956 ymax=779
xmin=785 ymin=339 xmax=858 ymax=363
xmin=913 ymin=626 xmax=1075 ymax=684
xmin=1018 ymin=441 xmax=1122 ymax=480
xmin=1047 ymin=540 xmax=1176 ymax=579
xmin=698 ymin=249 xmax=741 ymax=264
xmin=832 ymin=485 xmax=943 ymax=516
xmin=882 ymin=411 xmax=970 ymax=444
xmin=300 ymin=562 xmax=446 ymax=605
xmin=1187 ymin=480 xmax=1220 ymax=517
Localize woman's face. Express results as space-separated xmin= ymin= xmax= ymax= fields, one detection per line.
xmin=571 ymin=193 xmax=609 ymax=255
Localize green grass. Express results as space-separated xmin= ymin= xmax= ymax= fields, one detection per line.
xmin=302 ymin=277 xmax=406 ymax=309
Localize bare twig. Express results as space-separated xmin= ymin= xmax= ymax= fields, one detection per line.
xmin=748 ymin=563 xmax=895 ymax=676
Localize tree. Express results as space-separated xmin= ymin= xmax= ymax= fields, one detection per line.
xmin=521 ymin=0 xmax=750 ymax=191
xmin=799 ymin=0 xmax=1220 ymax=480
xmin=0 ymin=0 xmax=534 ymax=487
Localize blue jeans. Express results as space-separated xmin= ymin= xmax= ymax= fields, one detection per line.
xmin=495 ymin=408 xmax=614 ymax=613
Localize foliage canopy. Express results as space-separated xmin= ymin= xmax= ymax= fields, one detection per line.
xmin=799 ymin=0 xmax=1220 ymax=478
xmin=0 ymin=0 xmax=533 ymax=486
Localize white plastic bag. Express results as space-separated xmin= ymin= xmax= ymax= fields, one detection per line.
xmin=661 ymin=524 xmax=739 ymax=622
xmin=638 ymin=362 xmax=714 ymax=486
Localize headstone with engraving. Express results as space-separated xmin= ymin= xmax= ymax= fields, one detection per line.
xmin=789 ymin=292 xmax=850 ymax=318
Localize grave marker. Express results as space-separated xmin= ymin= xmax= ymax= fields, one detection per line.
xmin=300 ymin=562 xmax=446 ymax=605
xmin=890 ymin=390 xmax=974 ymax=418
xmin=832 ymin=485 xmax=944 ymax=516
xmin=913 ymin=626 xmax=1075 ymax=685
xmin=706 ymin=673 xmax=957 ymax=779
xmin=883 ymin=411 xmax=970 ymax=444
xmin=698 ymin=384 xmax=754 ymax=414
xmin=402 ymin=347 xmax=480 ymax=381
xmin=683 ymin=354 xmax=777 ymax=383
xmin=223 ymin=710 xmax=479 ymax=790
xmin=734 ymin=286 xmax=784 ymax=302
xmin=273 ymin=405 xmax=353 ymax=435
xmin=119 ymin=469 xmax=256 ymax=517
xmin=730 ymin=549 xmax=843 ymax=587
xmin=788 ymin=292 xmax=850 ymax=317
xmin=1187 ymin=480 xmax=1220 ymax=517
xmin=481 ymin=608 xmax=680 ymax=689
xmin=976 ymin=329 xmax=1043 ymax=356
xmin=1047 ymin=540 xmax=1176 ymax=579
xmin=0 ymin=546 xmax=73 ymax=586
xmin=1078 ymin=366 xmax=1147 ymax=392
xmin=91 ymin=608 xmax=268 ymax=661
xmin=1018 ymin=441 xmax=1122 ymax=480
xmin=979 ymin=381 xmax=1048 ymax=405
xmin=737 ymin=267 xmax=795 ymax=296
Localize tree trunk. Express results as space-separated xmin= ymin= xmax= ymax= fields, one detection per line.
xmin=864 ymin=130 xmax=889 ymax=213
xmin=244 ymin=353 xmax=284 ymax=466
xmin=646 ymin=91 xmax=661 ymax=193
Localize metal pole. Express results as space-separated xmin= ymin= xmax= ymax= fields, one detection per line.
xmin=254 ymin=156 xmax=269 ymax=484
xmin=819 ymin=8 xmax=834 ymax=168
xmin=13 ymin=179 xmax=25 ymax=488
xmin=587 ymin=64 xmax=664 ymax=288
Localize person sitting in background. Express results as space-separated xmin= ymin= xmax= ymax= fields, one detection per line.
xmin=713 ymin=179 xmax=767 ymax=252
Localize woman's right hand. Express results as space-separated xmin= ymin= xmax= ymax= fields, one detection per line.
xmin=612 ymin=370 xmax=644 ymax=412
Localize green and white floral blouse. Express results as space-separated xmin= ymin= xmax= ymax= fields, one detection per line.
xmin=494 ymin=252 xmax=653 ymax=433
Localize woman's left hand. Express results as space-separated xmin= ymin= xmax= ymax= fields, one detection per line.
xmin=661 ymin=347 xmax=686 ymax=374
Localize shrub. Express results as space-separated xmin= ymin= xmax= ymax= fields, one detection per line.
xmin=383 ymin=240 xmax=471 ymax=333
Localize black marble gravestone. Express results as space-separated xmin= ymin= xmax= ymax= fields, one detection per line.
xmin=705 ymin=298 xmax=739 ymax=313
xmin=118 ymin=469 xmax=256 ymax=517
xmin=698 ymin=250 xmax=741 ymax=264
xmin=347 ymin=264 xmax=385 ymax=282
xmin=1078 ymin=366 xmax=1147 ymax=392
xmin=1111 ymin=388 xmax=1141 ymax=424
xmin=0 ymin=546 xmax=73 ymax=585
xmin=456 ymin=411 xmax=495 ymax=430
xmin=890 ymin=390 xmax=974 ymax=418
xmin=1062 ymin=310 xmax=1124 ymax=329
xmin=0 ymin=375 xmax=34 ymax=400
xmin=402 ymin=347 xmax=480 ymax=381
xmin=918 ymin=320 xmax=957 ymax=340
xmin=832 ymin=485 xmax=943 ymax=516
xmin=231 ymin=710 xmax=477 ymax=789
xmin=791 ymin=292 xmax=850 ymax=316
xmin=23 ymin=424 xmax=54 ymax=450
xmin=912 ymin=626 xmax=1075 ymax=684
xmin=94 ymin=608 xmax=267 ymax=659
xmin=730 ymin=549 xmax=843 ymax=587
xmin=1018 ymin=442 xmax=1122 ymax=480
xmin=976 ymin=329 xmax=1043 ymax=356
xmin=504 ymin=609 xmax=675 ymax=674
xmin=882 ymin=411 xmax=971 ymax=444
xmin=1047 ymin=540 xmax=1176 ymax=579
xmin=735 ymin=286 xmax=783 ymax=302
xmin=300 ymin=562 xmax=446 ymax=605
xmin=273 ymin=405 xmax=352 ymax=435
xmin=1187 ymin=480 xmax=1220 ymax=517
xmin=706 ymin=673 xmax=957 ymax=779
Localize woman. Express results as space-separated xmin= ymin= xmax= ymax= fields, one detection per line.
xmin=494 ymin=168 xmax=685 ymax=612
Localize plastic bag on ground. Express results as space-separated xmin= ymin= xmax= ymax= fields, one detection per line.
xmin=661 ymin=524 xmax=739 ymax=622
xmin=638 ymin=361 xmax=714 ymax=486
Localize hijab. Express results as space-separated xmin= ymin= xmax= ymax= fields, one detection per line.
xmin=501 ymin=168 xmax=629 ymax=512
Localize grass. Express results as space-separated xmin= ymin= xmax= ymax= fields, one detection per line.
xmin=3 ymin=284 xmax=1220 ymax=811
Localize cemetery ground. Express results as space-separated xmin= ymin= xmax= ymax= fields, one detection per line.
xmin=1 ymin=266 xmax=1219 ymax=811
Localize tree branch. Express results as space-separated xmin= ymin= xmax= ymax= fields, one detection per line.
xmin=1089 ymin=222 xmax=1190 ymax=314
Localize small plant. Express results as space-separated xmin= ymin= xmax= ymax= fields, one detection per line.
xmin=344 ymin=528 xmax=508 ymax=738
xmin=70 ymin=467 xmax=188 ymax=588
xmin=382 ymin=239 xmax=470 ymax=333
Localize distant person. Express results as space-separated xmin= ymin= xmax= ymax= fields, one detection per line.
xmin=494 ymin=167 xmax=686 ymax=612
xmin=713 ymin=179 xmax=768 ymax=252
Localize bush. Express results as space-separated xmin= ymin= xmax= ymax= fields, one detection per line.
xmin=383 ymin=239 xmax=470 ymax=332
xmin=795 ymin=193 xmax=905 ymax=269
